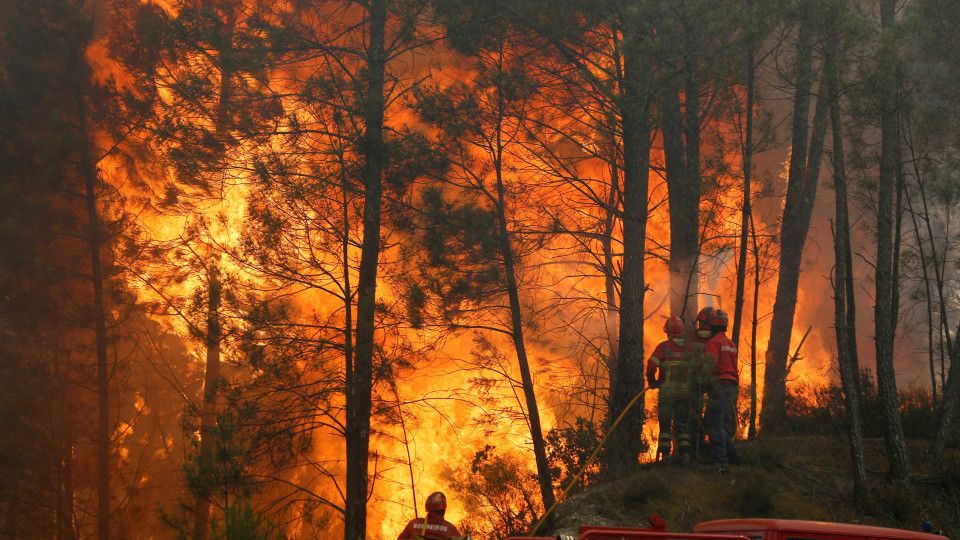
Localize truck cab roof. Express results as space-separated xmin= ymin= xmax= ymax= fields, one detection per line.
xmin=694 ymin=518 xmax=948 ymax=540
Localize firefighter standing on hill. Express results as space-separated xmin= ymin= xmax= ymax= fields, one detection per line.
xmin=703 ymin=309 xmax=742 ymax=474
xmin=688 ymin=307 xmax=716 ymax=458
xmin=397 ymin=492 xmax=463 ymax=540
xmin=646 ymin=316 xmax=693 ymax=465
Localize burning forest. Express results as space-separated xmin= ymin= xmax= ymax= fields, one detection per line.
xmin=2 ymin=0 xmax=960 ymax=538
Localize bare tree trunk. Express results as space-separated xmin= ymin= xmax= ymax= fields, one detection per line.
xmin=604 ymin=127 xmax=621 ymax=366
xmin=902 ymin=162 xmax=949 ymax=461
xmin=828 ymin=35 xmax=866 ymax=508
xmin=661 ymin=65 xmax=699 ymax=321
xmin=77 ymin=86 xmax=111 ymax=540
xmin=762 ymin=13 xmax=827 ymax=433
xmin=607 ymin=1 xmax=653 ymax=472
xmin=345 ymin=0 xmax=385 ymax=537
xmin=926 ymin=327 xmax=960 ymax=466
xmin=659 ymin=26 xmax=700 ymax=322
xmin=488 ymin=34 xmax=556 ymax=511
xmin=495 ymin=163 xmax=556 ymax=511
xmin=749 ymin=214 xmax=761 ymax=439
xmin=900 ymin=125 xmax=958 ymax=466
xmin=195 ymin=11 xmax=235 ymax=533
xmin=875 ymin=0 xmax=909 ymax=482
xmin=194 ymin=268 xmax=222 ymax=540
xmin=733 ymin=47 xmax=755 ymax=357
xmin=682 ymin=19 xmax=702 ymax=320
xmin=57 ymin=435 xmax=75 ymax=540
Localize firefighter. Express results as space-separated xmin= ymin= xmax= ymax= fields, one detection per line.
xmin=397 ymin=492 xmax=462 ymax=540
xmin=703 ymin=309 xmax=741 ymax=473
xmin=646 ymin=316 xmax=693 ymax=465
xmin=688 ymin=307 xmax=716 ymax=458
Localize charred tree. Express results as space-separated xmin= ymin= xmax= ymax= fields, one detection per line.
xmin=77 ymin=87 xmax=114 ymax=540
xmin=732 ymin=49 xmax=754 ymax=363
xmin=345 ymin=0 xmax=386 ymax=538
xmin=606 ymin=1 xmax=655 ymax=472
xmin=193 ymin=267 xmax=222 ymax=540
xmin=761 ymin=6 xmax=830 ymax=432
xmin=732 ymin=0 xmax=773 ymax=366
xmin=495 ymin=164 xmax=557 ymax=512
xmin=656 ymin=8 xmax=700 ymax=322
xmin=489 ymin=32 xmax=556 ymax=512
xmin=874 ymin=0 xmax=909 ymax=482
xmin=827 ymin=13 xmax=866 ymax=508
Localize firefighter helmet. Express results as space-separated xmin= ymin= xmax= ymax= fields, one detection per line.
xmin=696 ymin=306 xmax=715 ymax=326
xmin=663 ymin=315 xmax=684 ymax=336
xmin=425 ymin=491 xmax=447 ymax=513
xmin=711 ymin=309 xmax=729 ymax=327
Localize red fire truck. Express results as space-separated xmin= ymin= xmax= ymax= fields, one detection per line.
xmin=506 ymin=516 xmax=949 ymax=540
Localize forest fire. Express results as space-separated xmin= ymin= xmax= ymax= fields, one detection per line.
xmin=2 ymin=0 xmax=958 ymax=539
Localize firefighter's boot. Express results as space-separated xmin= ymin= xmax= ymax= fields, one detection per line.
xmin=656 ymin=443 xmax=670 ymax=462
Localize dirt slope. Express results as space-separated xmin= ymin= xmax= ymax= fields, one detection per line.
xmin=539 ymin=437 xmax=960 ymax=539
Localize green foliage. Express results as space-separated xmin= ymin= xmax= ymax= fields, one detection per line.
xmin=210 ymin=499 xmax=285 ymax=540
xmin=546 ymin=417 xmax=604 ymax=495
xmin=162 ymin=408 xmax=280 ymax=539
xmin=401 ymin=186 xmax=502 ymax=327
xmin=183 ymin=412 xmax=258 ymax=504
xmin=450 ymin=445 xmax=543 ymax=540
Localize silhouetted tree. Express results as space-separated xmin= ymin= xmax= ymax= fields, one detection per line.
xmin=762 ymin=0 xmax=832 ymax=433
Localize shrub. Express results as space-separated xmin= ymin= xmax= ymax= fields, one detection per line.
xmin=782 ymin=368 xmax=941 ymax=439
xmin=735 ymin=475 xmax=778 ymax=517
xmin=546 ymin=417 xmax=604 ymax=495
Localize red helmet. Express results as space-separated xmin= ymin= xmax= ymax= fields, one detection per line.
xmin=663 ymin=315 xmax=684 ymax=336
xmin=425 ymin=491 xmax=446 ymax=513
xmin=711 ymin=309 xmax=729 ymax=327
xmin=696 ymin=306 xmax=715 ymax=326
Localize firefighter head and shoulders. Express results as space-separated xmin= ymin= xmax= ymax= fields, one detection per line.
xmin=704 ymin=309 xmax=737 ymax=384
xmin=647 ymin=316 xmax=689 ymax=394
xmin=398 ymin=492 xmax=464 ymax=540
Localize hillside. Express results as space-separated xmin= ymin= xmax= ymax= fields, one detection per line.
xmin=538 ymin=437 xmax=960 ymax=539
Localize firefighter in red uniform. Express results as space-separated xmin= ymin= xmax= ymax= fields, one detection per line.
xmin=647 ymin=316 xmax=693 ymax=465
xmin=703 ymin=309 xmax=741 ymax=473
xmin=398 ymin=492 xmax=462 ymax=540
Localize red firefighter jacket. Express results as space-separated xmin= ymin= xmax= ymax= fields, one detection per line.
xmin=397 ymin=513 xmax=461 ymax=540
xmin=704 ymin=331 xmax=738 ymax=383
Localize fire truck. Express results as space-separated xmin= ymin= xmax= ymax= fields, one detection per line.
xmin=506 ymin=516 xmax=949 ymax=540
